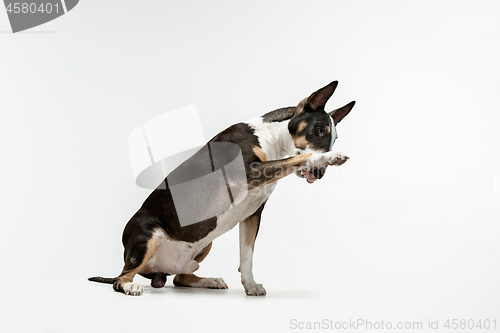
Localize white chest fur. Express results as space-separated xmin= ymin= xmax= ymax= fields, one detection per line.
xmin=246 ymin=117 xmax=295 ymax=160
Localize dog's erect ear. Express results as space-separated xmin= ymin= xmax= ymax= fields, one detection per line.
xmin=307 ymin=81 xmax=338 ymax=110
xmin=329 ymin=101 xmax=355 ymax=125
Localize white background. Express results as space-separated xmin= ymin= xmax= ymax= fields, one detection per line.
xmin=0 ymin=1 xmax=498 ymax=332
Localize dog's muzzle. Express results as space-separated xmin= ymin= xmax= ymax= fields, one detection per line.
xmin=295 ymin=166 xmax=326 ymax=184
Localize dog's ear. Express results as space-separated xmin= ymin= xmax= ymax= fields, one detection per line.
xmin=307 ymin=81 xmax=338 ymax=110
xmin=329 ymin=101 xmax=355 ymax=125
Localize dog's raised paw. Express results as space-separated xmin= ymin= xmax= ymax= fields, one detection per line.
xmin=123 ymin=282 xmax=143 ymax=296
xmin=325 ymin=152 xmax=349 ymax=166
xmin=245 ymin=283 xmax=266 ymax=296
xmin=305 ymin=152 xmax=349 ymax=169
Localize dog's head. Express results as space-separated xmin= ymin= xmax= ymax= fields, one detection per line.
xmin=288 ymin=81 xmax=355 ymax=183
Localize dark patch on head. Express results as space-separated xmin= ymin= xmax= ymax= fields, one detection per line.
xmin=288 ymin=109 xmax=333 ymax=152
xmin=284 ymin=81 xmax=341 ymax=152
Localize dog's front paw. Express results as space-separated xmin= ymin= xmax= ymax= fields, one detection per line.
xmin=123 ymin=282 xmax=143 ymax=296
xmin=324 ymin=151 xmax=349 ymax=166
xmin=244 ymin=283 xmax=267 ymax=296
xmin=305 ymin=151 xmax=349 ymax=169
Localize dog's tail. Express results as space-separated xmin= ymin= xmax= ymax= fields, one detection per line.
xmin=88 ymin=276 xmax=118 ymax=284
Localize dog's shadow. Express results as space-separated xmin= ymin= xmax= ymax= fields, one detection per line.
xmin=145 ymin=285 xmax=318 ymax=299
xmin=147 ymin=285 xmax=231 ymax=296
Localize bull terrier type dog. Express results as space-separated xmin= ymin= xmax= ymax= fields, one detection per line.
xmin=89 ymin=80 xmax=355 ymax=296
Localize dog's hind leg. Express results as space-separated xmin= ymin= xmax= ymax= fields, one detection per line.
xmin=173 ymin=242 xmax=228 ymax=289
xmin=113 ymin=233 xmax=160 ymax=296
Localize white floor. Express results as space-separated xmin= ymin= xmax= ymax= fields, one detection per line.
xmin=4 ymin=270 xmax=499 ymax=333
xmin=5 ymin=278 xmax=325 ymax=333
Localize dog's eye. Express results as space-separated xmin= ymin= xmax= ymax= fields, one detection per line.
xmin=316 ymin=127 xmax=324 ymax=137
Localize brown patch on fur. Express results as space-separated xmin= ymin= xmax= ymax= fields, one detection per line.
xmin=253 ymin=146 xmax=267 ymax=162
xmin=325 ymin=126 xmax=331 ymax=134
xmin=173 ymin=273 xmax=203 ymax=287
xmin=238 ymin=200 xmax=267 ymax=277
xmin=297 ymin=121 xmax=307 ymax=134
xmin=292 ymin=135 xmax=308 ymax=150
xmin=249 ymin=153 xmax=312 ymax=189
xmin=277 ymin=153 xmax=311 ymax=168
xmin=243 ymin=212 xmax=263 ymax=251
xmin=291 ymin=134 xmax=320 ymax=151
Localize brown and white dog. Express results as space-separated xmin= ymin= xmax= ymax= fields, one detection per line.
xmin=89 ymin=80 xmax=355 ymax=296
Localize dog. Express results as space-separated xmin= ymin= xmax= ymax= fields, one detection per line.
xmin=89 ymin=80 xmax=355 ymax=296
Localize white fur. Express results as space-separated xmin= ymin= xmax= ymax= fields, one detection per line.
xmin=245 ymin=117 xmax=296 ymax=160
xmin=123 ymin=282 xmax=143 ymax=296
xmin=244 ymin=283 xmax=267 ymax=296
xmin=189 ymin=277 xmax=228 ymax=289
xmin=294 ymin=144 xmax=324 ymax=156
xmin=239 ymin=220 xmax=267 ymax=296
xmin=304 ymin=151 xmax=348 ymax=170
xmin=328 ymin=114 xmax=338 ymax=151
xmin=147 ymin=230 xmax=200 ymax=275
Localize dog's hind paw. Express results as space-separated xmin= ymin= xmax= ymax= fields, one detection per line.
xmin=244 ymin=283 xmax=266 ymax=296
xmin=123 ymin=282 xmax=143 ymax=296
xmin=202 ymin=277 xmax=228 ymax=289
xmin=188 ymin=277 xmax=228 ymax=289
